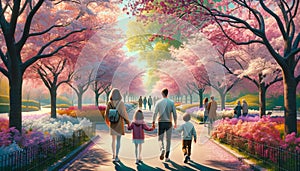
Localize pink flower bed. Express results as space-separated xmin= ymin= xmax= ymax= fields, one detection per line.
xmin=212 ymin=116 xmax=300 ymax=164
xmin=68 ymin=105 xmax=106 ymax=111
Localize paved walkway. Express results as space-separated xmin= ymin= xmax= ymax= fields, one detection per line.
xmin=62 ymin=109 xmax=252 ymax=171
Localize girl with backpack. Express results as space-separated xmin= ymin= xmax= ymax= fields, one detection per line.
xmin=105 ymin=88 xmax=130 ymax=162
xmin=128 ymin=110 xmax=154 ymax=164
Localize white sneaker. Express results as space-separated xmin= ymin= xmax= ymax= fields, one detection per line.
xmin=165 ymin=158 xmax=170 ymax=162
xmin=135 ymin=159 xmax=139 ymax=164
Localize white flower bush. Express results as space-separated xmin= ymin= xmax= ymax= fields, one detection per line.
xmin=23 ymin=115 xmax=92 ymax=138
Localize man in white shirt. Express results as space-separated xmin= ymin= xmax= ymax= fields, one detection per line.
xmin=152 ymin=88 xmax=177 ymax=162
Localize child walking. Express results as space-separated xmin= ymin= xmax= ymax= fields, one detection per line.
xmin=176 ymin=113 xmax=197 ymax=163
xmin=128 ymin=110 xmax=154 ymax=164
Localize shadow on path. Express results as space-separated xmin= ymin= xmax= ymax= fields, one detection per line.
xmin=188 ymin=160 xmax=220 ymax=171
xmin=204 ymin=160 xmax=243 ymax=170
xmin=137 ymin=161 xmax=164 ymax=171
xmin=113 ymin=161 xmax=135 ymax=171
xmin=161 ymin=160 xmax=212 ymax=171
xmin=66 ymin=147 xmax=110 ymax=170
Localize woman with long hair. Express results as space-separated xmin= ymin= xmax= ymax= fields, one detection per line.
xmin=105 ymin=88 xmax=130 ymax=162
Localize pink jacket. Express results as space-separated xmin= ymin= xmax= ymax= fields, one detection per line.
xmin=128 ymin=120 xmax=153 ymax=140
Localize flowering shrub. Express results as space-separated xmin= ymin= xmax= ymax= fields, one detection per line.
xmin=184 ymin=106 xmax=260 ymax=122
xmin=0 ymin=125 xmax=50 ymax=155
xmin=23 ymin=115 xmax=92 ymax=137
xmin=176 ymin=103 xmax=199 ymax=112
xmin=1 ymin=114 xmax=93 ymax=155
xmin=0 ymin=118 xmax=9 ymax=130
xmin=174 ymin=102 xmax=182 ymax=107
xmin=212 ymin=116 xmax=300 ymax=166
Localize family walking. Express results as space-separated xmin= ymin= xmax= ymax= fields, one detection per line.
xmin=104 ymin=88 xmax=197 ymax=164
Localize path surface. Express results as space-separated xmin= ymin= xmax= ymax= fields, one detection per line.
xmin=62 ymin=108 xmax=252 ymax=171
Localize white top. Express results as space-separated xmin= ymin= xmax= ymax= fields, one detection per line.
xmin=176 ymin=121 xmax=197 ymax=140
xmin=153 ymin=98 xmax=177 ymax=123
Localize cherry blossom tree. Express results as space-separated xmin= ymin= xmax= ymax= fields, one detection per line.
xmin=169 ymin=33 xmax=227 ymax=108
xmin=0 ymin=0 xmax=120 ymax=131
xmin=128 ymin=0 xmax=300 ymax=134
xmin=34 ymin=58 xmax=73 ymax=118
xmin=203 ymin=23 xmax=283 ymax=115
xmin=67 ymin=69 xmax=93 ymax=110
xmin=157 ymin=60 xmax=197 ymax=104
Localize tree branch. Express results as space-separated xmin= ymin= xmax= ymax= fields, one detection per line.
xmin=0 ymin=49 xmax=8 ymax=67
xmin=28 ymin=24 xmax=65 ymax=37
xmin=19 ymin=0 xmax=30 ymax=16
xmin=67 ymin=82 xmax=80 ymax=95
xmin=37 ymin=67 xmax=51 ymax=90
xmin=0 ymin=3 xmax=9 ymax=34
xmin=22 ymin=37 xmax=83 ymax=72
xmin=259 ymin=0 xmax=287 ymax=40
xmin=57 ymin=71 xmax=74 ymax=87
xmin=0 ymin=66 xmax=8 ymax=77
xmin=36 ymin=28 xmax=85 ymax=56
xmin=16 ymin=0 xmax=44 ymax=51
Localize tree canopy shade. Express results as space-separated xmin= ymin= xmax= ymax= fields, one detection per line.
xmin=125 ymin=0 xmax=300 ymax=134
xmin=0 ymin=0 xmax=120 ymax=132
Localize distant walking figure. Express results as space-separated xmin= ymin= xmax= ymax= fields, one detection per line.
xmin=152 ymin=88 xmax=177 ymax=162
xmin=207 ymin=96 xmax=217 ymax=134
xmin=105 ymin=88 xmax=130 ymax=162
xmin=242 ymin=99 xmax=248 ymax=116
xmin=143 ymin=97 xmax=147 ymax=110
xmin=234 ymin=100 xmax=242 ymax=118
xmin=203 ymin=97 xmax=209 ymax=127
xmin=148 ymin=96 xmax=153 ymax=111
xmin=138 ymin=96 xmax=143 ymax=109
xmin=176 ymin=113 xmax=197 ymax=163
xmin=128 ymin=110 xmax=154 ymax=164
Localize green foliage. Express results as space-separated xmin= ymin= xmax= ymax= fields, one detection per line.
xmin=40 ymin=96 xmax=72 ymax=106
xmin=226 ymin=94 xmax=259 ymax=110
xmin=22 ymin=105 xmax=39 ymax=112
xmin=0 ymin=98 xmax=41 ymax=113
xmin=22 ymin=100 xmax=40 ymax=108
xmin=0 ymin=95 xmax=9 ymax=103
xmin=43 ymin=104 xmax=70 ymax=108
xmin=0 ymin=103 xmax=9 ymax=113
xmin=227 ymin=93 xmax=300 ymax=110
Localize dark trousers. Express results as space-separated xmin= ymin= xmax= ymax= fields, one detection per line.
xmin=158 ymin=122 xmax=172 ymax=158
xmin=182 ymin=140 xmax=192 ymax=156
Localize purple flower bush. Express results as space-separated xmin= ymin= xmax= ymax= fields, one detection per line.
xmin=0 ymin=114 xmax=92 ymax=155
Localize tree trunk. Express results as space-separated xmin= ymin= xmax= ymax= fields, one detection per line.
xmin=78 ymin=93 xmax=83 ymax=110
xmin=9 ymin=73 xmax=23 ymax=132
xmin=220 ymin=93 xmax=226 ymax=110
xmin=123 ymin=94 xmax=126 ymax=103
xmin=95 ymin=93 xmax=100 ymax=106
xmin=189 ymin=94 xmax=192 ymax=104
xmin=198 ymin=90 xmax=203 ymax=108
xmin=283 ymin=75 xmax=297 ymax=134
xmin=50 ymin=88 xmax=57 ymax=118
xmin=185 ymin=95 xmax=187 ymax=104
xmin=106 ymin=92 xmax=109 ymax=103
xmin=259 ymin=83 xmax=266 ymax=117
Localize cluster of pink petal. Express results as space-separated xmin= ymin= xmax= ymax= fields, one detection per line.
xmin=68 ymin=105 xmax=106 ymax=111
xmin=212 ymin=117 xmax=300 ymax=153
